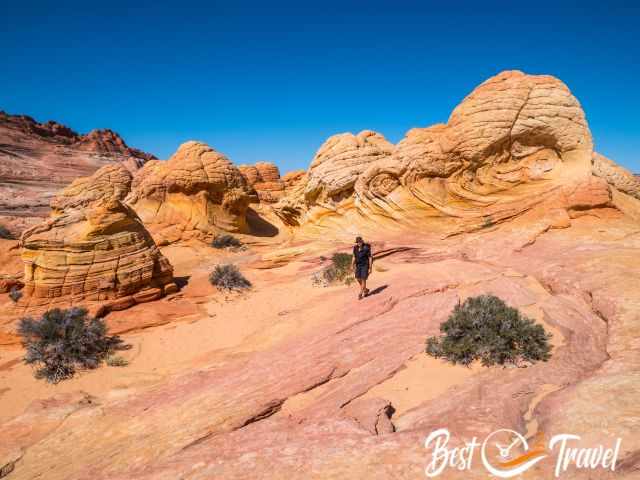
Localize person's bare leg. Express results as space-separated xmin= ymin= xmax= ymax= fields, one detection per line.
xmin=362 ymin=278 xmax=368 ymax=296
xmin=357 ymin=278 xmax=364 ymax=298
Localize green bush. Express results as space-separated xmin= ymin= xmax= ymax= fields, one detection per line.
xmin=18 ymin=307 xmax=128 ymax=383
xmin=0 ymin=225 xmax=13 ymax=240
xmin=209 ymin=264 xmax=251 ymax=291
xmin=426 ymin=295 xmax=552 ymax=367
xmin=316 ymin=252 xmax=354 ymax=285
xmin=211 ymin=234 xmax=243 ymax=249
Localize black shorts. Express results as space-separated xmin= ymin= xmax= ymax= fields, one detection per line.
xmin=355 ymin=264 xmax=369 ymax=280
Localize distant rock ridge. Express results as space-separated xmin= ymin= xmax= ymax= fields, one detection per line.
xmin=0 ymin=110 xmax=156 ymax=161
xmin=0 ymin=110 xmax=156 ymax=235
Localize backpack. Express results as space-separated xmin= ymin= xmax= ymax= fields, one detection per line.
xmin=353 ymin=243 xmax=371 ymax=265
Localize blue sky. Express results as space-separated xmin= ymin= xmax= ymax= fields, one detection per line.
xmin=2 ymin=1 xmax=639 ymax=172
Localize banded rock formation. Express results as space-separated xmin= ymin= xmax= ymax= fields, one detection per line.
xmin=273 ymin=130 xmax=393 ymax=227
xmin=306 ymin=130 xmax=393 ymax=204
xmin=592 ymin=152 xmax=640 ymax=200
xmin=126 ymin=141 xmax=252 ymax=244
xmin=0 ymin=111 xmax=154 ymax=234
xmin=19 ymin=164 xmax=175 ymax=312
xmin=239 ymin=161 xmax=286 ymax=203
xmin=276 ymin=71 xmax=607 ymax=236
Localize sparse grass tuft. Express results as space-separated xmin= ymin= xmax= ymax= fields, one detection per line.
xmin=426 ymin=294 xmax=552 ymax=367
xmin=209 ymin=264 xmax=251 ymax=291
xmin=18 ymin=307 xmax=128 ymax=383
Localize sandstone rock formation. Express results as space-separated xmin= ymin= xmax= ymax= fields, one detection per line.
xmin=282 ymin=169 xmax=306 ymax=191
xmin=126 ymin=141 xmax=251 ymax=244
xmin=305 ymin=130 xmax=393 ymax=204
xmin=276 ymin=71 xmax=600 ymax=237
xmin=0 ymin=111 xmax=154 ymax=235
xmin=239 ymin=161 xmax=286 ymax=203
xmin=592 ymin=152 xmax=640 ymax=200
xmin=18 ymin=164 xmax=175 ymax=313
xmin=1 ymin=70 xmax=640 ymax=480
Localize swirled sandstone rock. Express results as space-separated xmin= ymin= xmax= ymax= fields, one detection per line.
xmin=0 ymin=111 xmax=154 ymax=235
xmin=277 ymin=71 xmax=599 ymax=236
xmin=273 ymin=131 xmax=392 ymax=227
xmin=305 ymin=130 xmax=393 ymax=204
xmin=239 ymin=162 xmax=286 ymax=203
xmin=592 ymin=152 xmax=640 ymax=200
xmin=19 ymin=164 xmax=175 ymax=312
xmin=127 ymin=141 xmax=251 ymax=244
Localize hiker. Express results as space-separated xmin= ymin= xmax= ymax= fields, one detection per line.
xmin=352 ymin=236 xmax=373 ymax=299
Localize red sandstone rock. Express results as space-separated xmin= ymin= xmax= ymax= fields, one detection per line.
xmin=239 ymin=161 xmax=286 ymax=203
xmin=0 ymin=111 xmax=155 ymax=235
xmin=0 ymin=277 xmax=23 ymax=294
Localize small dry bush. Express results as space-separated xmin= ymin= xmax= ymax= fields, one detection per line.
xmin=209 ymin=264 xmax=251 ymax=291
xmin=18 ymin=307 xmax=128 ymax=383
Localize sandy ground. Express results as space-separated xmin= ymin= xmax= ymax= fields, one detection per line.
xmin=0 ymin=241 xmax=483 ymax=425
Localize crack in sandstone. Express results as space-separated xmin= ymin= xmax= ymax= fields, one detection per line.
xmin=238 ymin=398 xmax=285 ymax=429
xmin=507 ymin=85 xmax=534 ymax=153
xmin=178 ymin=398 xmax=286 ymax=454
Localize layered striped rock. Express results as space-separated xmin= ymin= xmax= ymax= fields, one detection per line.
xmin=592 ymin=152 xmax=640 ymax=200
xmin=355 ymin=71 xmax=595 ymax=227
xmin=127 ymin=141 xmax=252 ymax=244
xmin=239 ymin=162 xmax=286 ymax=203
xmin=305 ymin=130 xmax=393 ymax=204
xmin=19 ymin=164 xmax=175 ymax=312
xmin=0 ymin=111 xmax=154 ymax=235
xmin=273 ymin=131 xmax=392 ymax=226
xmin=277 ymin=71 xmax=608 ymax=236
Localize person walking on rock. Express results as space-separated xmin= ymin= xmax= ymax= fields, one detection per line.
xmin=352 ymin=236 xmax=373 ymax=299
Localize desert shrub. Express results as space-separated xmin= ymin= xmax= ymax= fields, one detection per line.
xmin=426 ymin=295 xmax=552 ymax=367
xmin=8 ymin=287 xmax=22 ymax=303
xmin=0 ymin=224 xmax=13 ymax=240
xmin=106 ymin=355 xmax=129 ymax=367
xmin=18 ymin=307 xmax=127 ymax=383
xmin=313 ymin=253 xmax=354 ymax=286
xmin=211 ymin=234 xmax=243 ymax=250
xmin=209 ymin=264 xmax=251 ymax=290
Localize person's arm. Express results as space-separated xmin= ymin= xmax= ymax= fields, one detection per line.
xmin=368 ymin=247 xmax=373 ymax=274
xmin=352 ymin=246 xmax=356 ymax=270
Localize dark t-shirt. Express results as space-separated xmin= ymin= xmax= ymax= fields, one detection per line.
xmin=353 ymin=243 xmax=371 ymax=266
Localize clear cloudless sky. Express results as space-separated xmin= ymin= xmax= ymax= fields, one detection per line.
xmin=1 ymin=1 xmax=639 ymax=172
